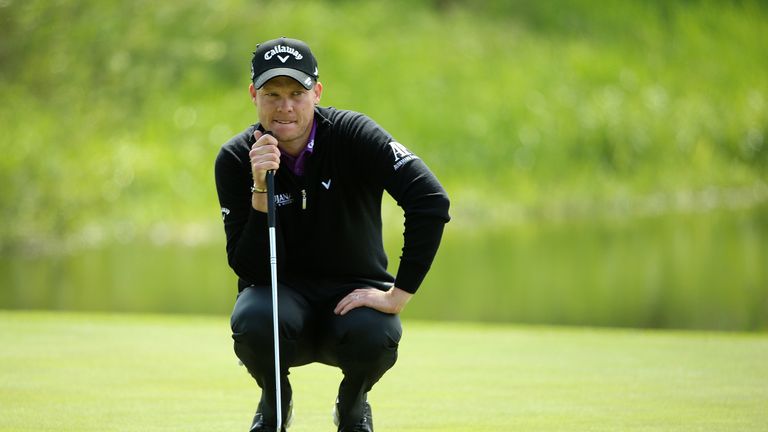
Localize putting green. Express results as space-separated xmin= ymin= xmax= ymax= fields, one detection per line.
xmin=1 ymin=311 xmax=766 ymax=431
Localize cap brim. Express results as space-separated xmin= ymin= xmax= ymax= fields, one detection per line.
xmin=254 ymin=68 xmax=315 ymax=90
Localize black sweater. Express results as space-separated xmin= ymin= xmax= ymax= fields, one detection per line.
xmin=214 ymin=106 xmax=450 ymax=294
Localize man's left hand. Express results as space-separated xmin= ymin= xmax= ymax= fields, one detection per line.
xmin=334 ymin=286 xmax=413 ymax=316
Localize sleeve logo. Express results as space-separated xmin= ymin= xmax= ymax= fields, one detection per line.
xmin=389 ymin=141 xmax=418 ymax=170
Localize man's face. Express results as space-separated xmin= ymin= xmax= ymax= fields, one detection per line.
xmin=251 ymin=76 xmax=322 ymax=145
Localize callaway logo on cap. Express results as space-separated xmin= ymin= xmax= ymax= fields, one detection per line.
xmin=251 ymin=37 xmax=319 ymax=90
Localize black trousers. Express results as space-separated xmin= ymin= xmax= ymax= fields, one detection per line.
xmin=230 ymin=280 xmax=402 ymax=428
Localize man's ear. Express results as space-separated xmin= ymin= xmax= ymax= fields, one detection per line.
xmin=249 ymin=83 xmax=257 ymax=103
xmin=313 ymin=81 xmax=323 ymax=104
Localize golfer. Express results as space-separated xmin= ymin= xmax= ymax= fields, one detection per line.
xmin=214 ymin=37 xmax=450 ymax=431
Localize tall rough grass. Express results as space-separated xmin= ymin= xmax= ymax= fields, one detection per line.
xmin=1 ymin=0 xmax=766 ymax=248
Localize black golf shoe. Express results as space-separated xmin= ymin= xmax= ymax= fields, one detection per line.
xmin=249 ymin=399 xmax=293 ymax=432
xmin=333 ymin=399 xmax=373 ymax=432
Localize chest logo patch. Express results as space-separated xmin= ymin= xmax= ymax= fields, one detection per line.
xmin=274 ymin=193 xmax=294 ymax=207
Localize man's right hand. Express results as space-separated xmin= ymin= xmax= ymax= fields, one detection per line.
xmin=249 ymin=130 xmax=280 ymax=212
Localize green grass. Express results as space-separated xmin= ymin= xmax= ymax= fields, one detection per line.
xmin=1 ymin=311 xmax=766 ymax=431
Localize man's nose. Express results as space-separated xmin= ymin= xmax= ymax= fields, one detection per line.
xmin=276 ymin=98 xmax=293 ymax=112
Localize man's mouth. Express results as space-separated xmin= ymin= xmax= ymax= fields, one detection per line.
xmin=274 ymin=120 xmax=294 ymax=125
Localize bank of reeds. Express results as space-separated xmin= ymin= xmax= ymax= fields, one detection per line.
xmin=1 ymin=0 xmax=766 ymax=247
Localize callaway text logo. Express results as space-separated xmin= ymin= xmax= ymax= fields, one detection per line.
xmin=265 ymin=45 xmax=303 ymax=63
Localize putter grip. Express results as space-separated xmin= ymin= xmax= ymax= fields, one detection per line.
xmin=266 ymin=170 xmax=276 ymax=228
xmin=263 ymin=130 xmax=277 ymax=229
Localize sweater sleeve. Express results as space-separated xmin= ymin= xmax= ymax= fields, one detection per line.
xmin=214 ymin=136 xmax=277 ymax=286
xmin=387 ymin=158 xmax=450 ymax=293
xmin=350 ymin=114 xmax=451 ymax=293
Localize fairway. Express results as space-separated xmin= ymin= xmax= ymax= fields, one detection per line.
xmin=0 ymin=311 xmax=766 ymax=431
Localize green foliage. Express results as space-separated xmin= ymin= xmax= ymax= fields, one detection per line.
xmin=1 ymin=0 xmax=767 ymax=248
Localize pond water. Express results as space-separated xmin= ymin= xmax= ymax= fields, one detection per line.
xmin=1 ymin=203 xmax=766 ymax=331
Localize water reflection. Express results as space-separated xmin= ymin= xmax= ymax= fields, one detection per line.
xmin=1 ymin=204 xmax=766 ymax=331
xmin=413 ymin=204 xmax=768 ymax=330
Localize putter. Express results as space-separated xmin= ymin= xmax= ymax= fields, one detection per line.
xmin=265 ymin=132 xmax=282 ymax=432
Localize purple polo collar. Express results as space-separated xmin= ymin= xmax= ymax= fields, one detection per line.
xmin=280 ymin=118 xmax=317 ymax=177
